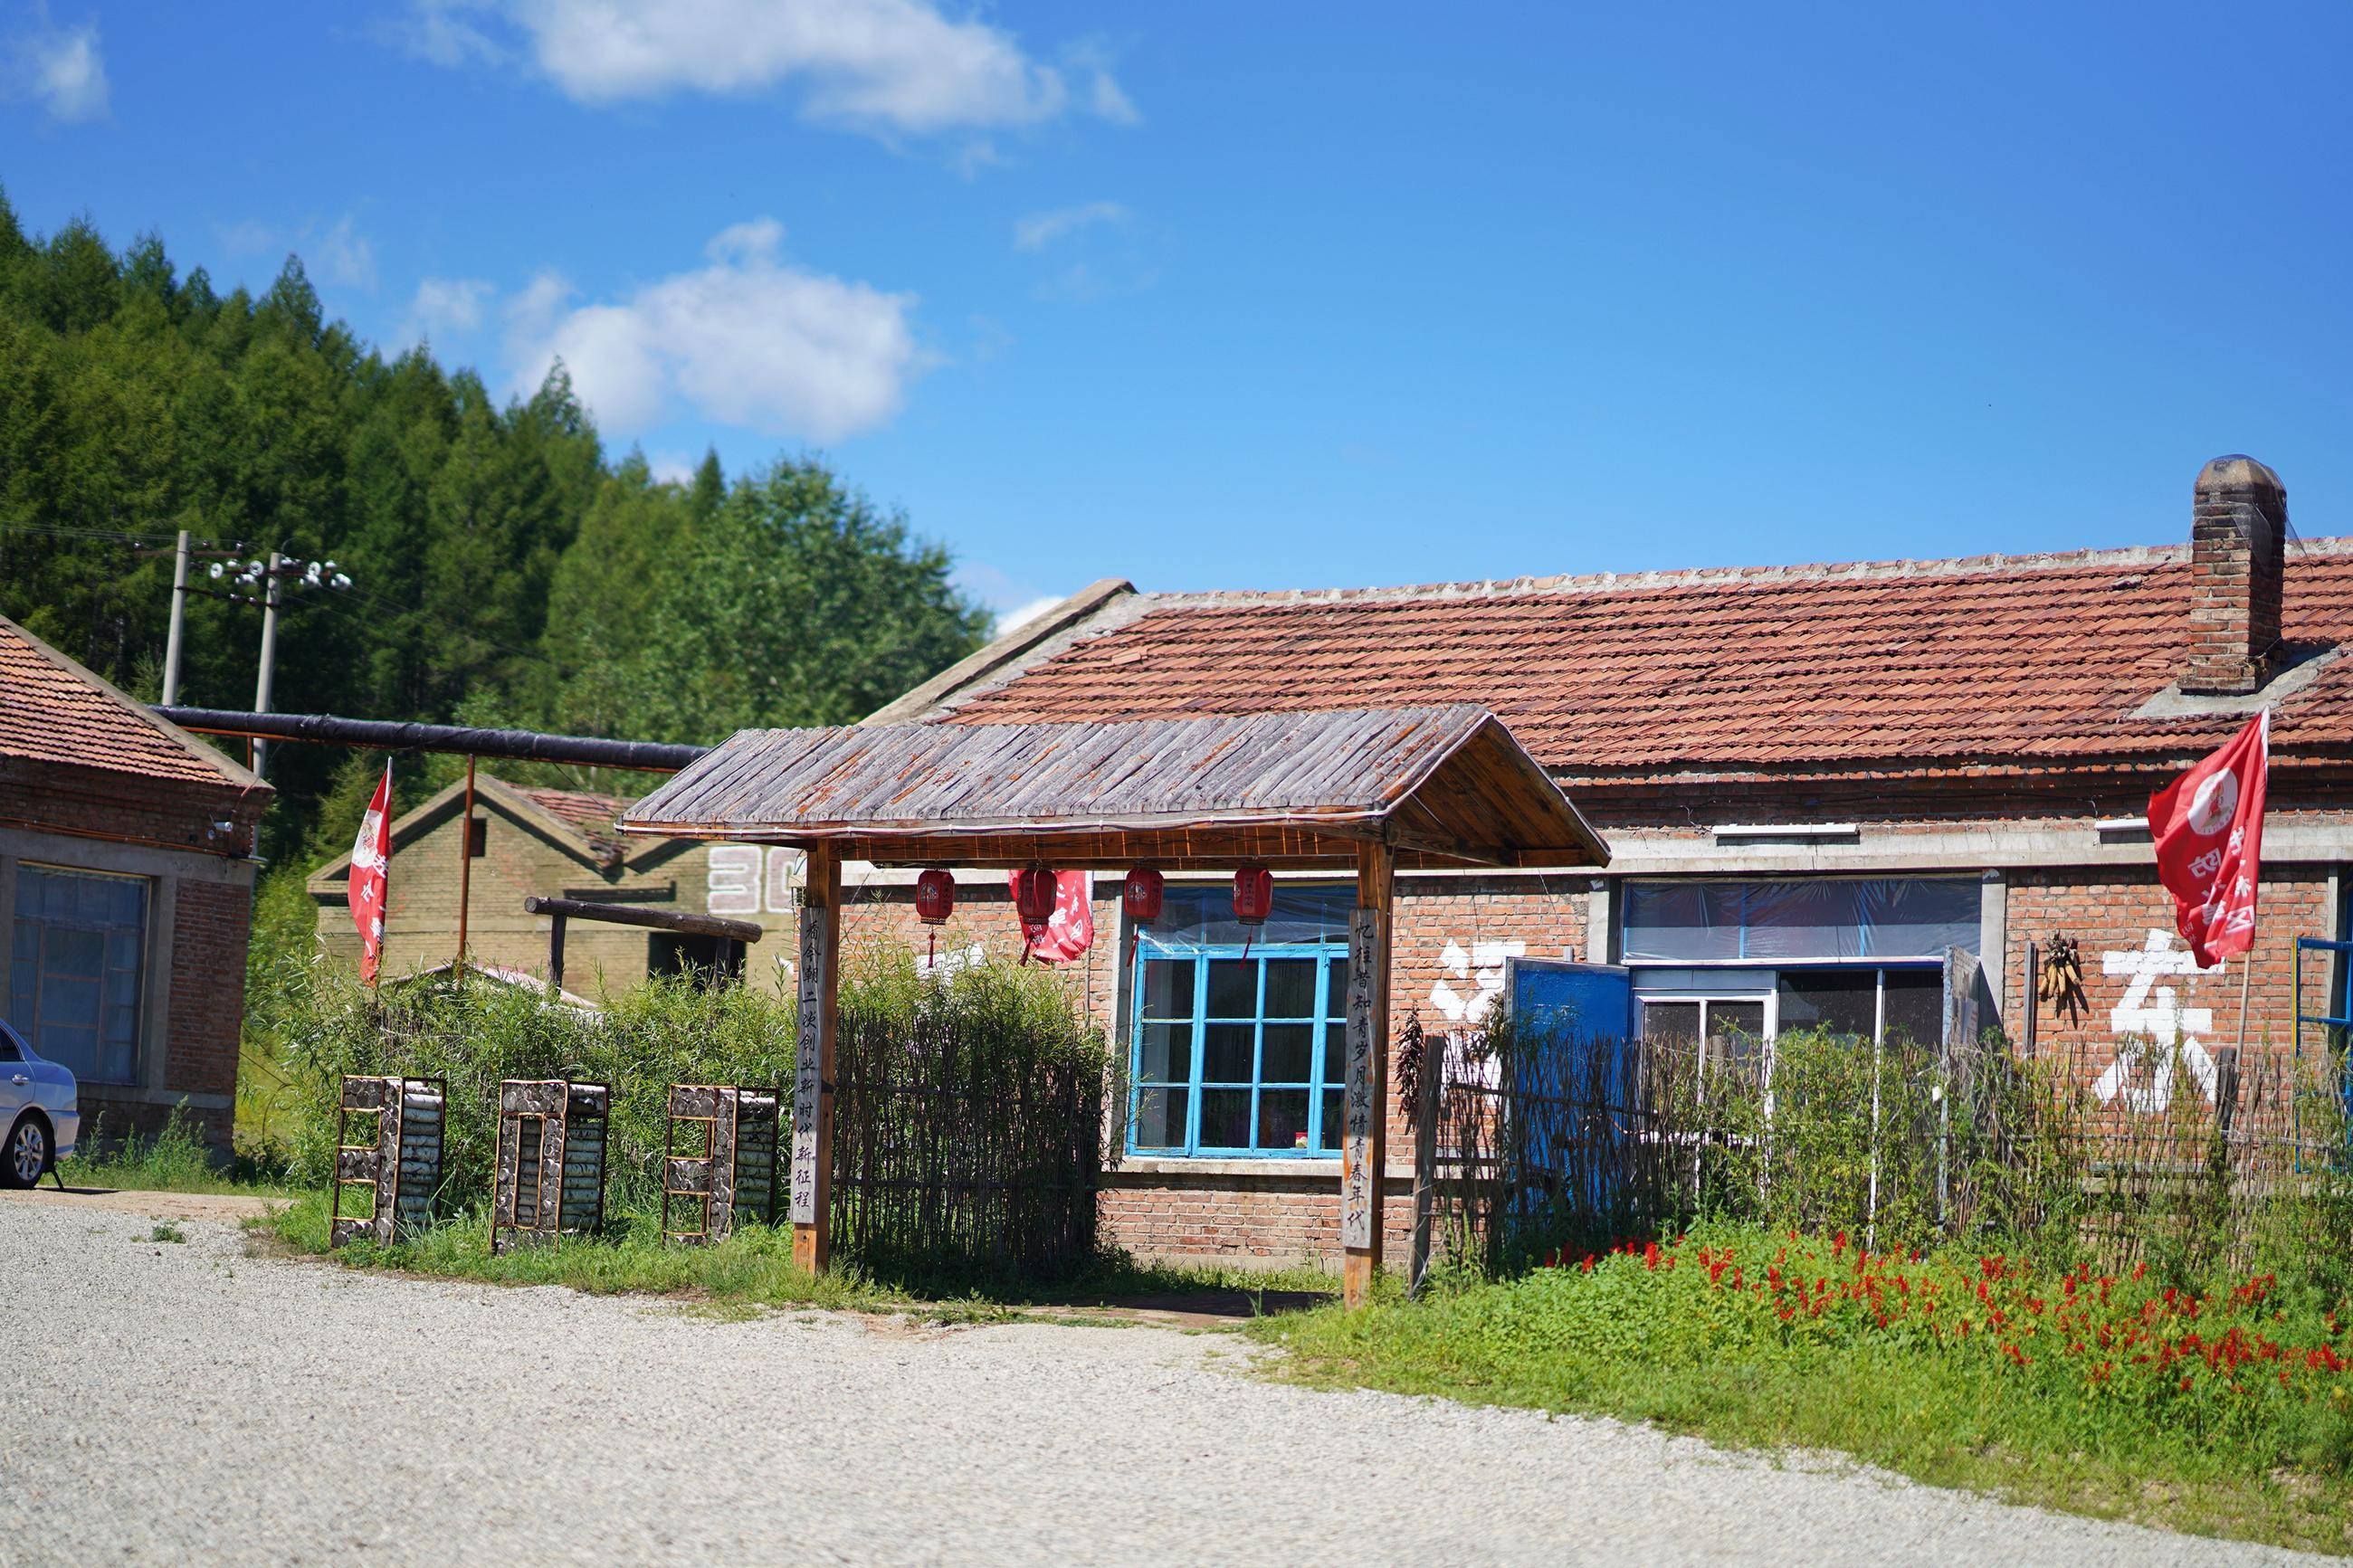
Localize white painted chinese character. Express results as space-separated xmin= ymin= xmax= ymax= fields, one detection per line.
xmin=2092 ymin=928 xmax=2219 ymax=1113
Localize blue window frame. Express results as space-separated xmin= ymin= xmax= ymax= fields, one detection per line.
xmin=1128 ymin=887 xmax=1350 ymax=1158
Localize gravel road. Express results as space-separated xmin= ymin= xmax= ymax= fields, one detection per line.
xmin=0 ymin=1199 xmax=2326 ymax=1566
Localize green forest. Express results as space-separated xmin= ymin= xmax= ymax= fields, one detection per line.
xmin=0 ymin=195 xmax=993 ymax=868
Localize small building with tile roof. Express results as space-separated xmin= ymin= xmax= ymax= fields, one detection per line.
xmin=307 ymin=773 xmax=797 ymax=995
xmin=0 ymin=613 xmax=273 ymax=1156
xmin=845 ymin=454 xmax=2353 ymax=1268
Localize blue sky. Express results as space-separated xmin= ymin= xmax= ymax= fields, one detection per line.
xmin=5 ymin=3 xmax=2351 ymax=627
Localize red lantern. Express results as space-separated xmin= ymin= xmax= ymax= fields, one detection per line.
xmin=1122 ymin=867 xmax=1165 ymax=925
xmin=915 ymin=868 xmax=956 ymax=926
xmin=1233 ymin=865 xmax=1273 ymax=926
xmin=1012 ymin=867 xmax=1059 ymax=927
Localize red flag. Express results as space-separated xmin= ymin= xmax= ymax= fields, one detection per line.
xmin=2148 ymin=710 xmax=2269 ymax=968
xmin=1008 ymin=870 xmax=1094 ymax=965
xmin=349 ymin=763 xmax=394 ymax=985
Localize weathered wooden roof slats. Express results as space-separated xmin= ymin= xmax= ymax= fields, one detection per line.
xmin=618 ymin=705 xmax=1608 ymax=870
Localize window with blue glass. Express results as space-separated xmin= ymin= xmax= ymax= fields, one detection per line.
xmin=1129 ymin=885 xmax=1351 ymax=1157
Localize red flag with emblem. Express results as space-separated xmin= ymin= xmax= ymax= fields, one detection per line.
xmin=349 ymin=762 xmax=394 ymax=985
xmin=2148 ymin=710 xmax=2268 ymax=969
xmin=1008 ymin=870 xmax=1094 ymax=965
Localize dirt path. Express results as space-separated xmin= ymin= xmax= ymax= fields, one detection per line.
xmin=0 ymin=1202 xmax=2326 ymax=1566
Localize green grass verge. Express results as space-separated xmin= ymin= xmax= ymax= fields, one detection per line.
xmin=58 ymin=1109 xmax=295 ymax=1199
xmin=1249 ymin=1225 xmax=2353 ymax=1556
xmin=258 ymin=1190 xmax=1337 ymax=1322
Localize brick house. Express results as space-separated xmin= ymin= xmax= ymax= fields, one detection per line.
xmin=0 ymin=613 xmax=273 ymax=1153
xmin=836 ymin=454 xmax=2353 ymax=1267
xmin=308 ymin=774 xmax=798 ymax=994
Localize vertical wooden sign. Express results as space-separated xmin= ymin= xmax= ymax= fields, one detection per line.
xmin=790 ymin=845 xmax=842 ymax=1270
xmin=1342 ymin=843 xmax=1393 ymax=1308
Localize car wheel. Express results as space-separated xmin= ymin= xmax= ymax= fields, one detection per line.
xmin=2 ymin=1114 xmax=46 ymax=1189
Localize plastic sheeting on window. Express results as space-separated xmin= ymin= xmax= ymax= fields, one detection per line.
xmin=1134 ymin=884 xmax=1352 ymax=955
xmin=1622 ymin=878 xmax=1977 ymax=964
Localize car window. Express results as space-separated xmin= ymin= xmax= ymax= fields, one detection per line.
xmin=0 ymin=1027 xmax=20 ymax=1062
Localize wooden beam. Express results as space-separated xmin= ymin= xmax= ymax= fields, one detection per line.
xmin=521 ymin=895 xmax=762 ymax=944
xmin=790 ymin=844 xmax=842 ymax=1272
xmin=1342 ymin=840 xmax=1394 ymax=1308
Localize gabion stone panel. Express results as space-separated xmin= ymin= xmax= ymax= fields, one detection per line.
xmin=491 ymin=1079 xmax=609 ymax=1254
xmin=330 ymin=1075 xmax=445 ymax=1248
xmin=662 ymin=1084 xmax=784 ymax=1245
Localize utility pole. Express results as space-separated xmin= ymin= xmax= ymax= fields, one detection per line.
xmin=160 ymin=529 xmax=190 ymax=707
xmin=252 ymin=550 xmax=282 ymax=780
xmin=139 ymin=538 xmax=351 ymax=746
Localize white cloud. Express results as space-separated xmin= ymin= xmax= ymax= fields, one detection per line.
xmin=402 ymin=0 xmax=1131 ymax=139
xmin=505 ymin=219 xmax=927 ymax=442
xmin=646 ymin=450 xmax=700 ymax=486
xmin=314 ymin=214 xmax=378 ymax=292
xmin=10 ymin=18 xmax=106 ymax=122
xmin=213 ymin=218 xmax=279 ymax=255
xmin=396 ymin=276 xmax=493 ymax=349
xmin=1013 ymin=200 xmax=1129 ymax=252
xmin=995 ymin=594 xmax=1063 ymax=636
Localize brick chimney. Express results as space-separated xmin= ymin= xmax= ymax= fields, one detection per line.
xmin=2181 ymin=454 xmax=2287 ymax=695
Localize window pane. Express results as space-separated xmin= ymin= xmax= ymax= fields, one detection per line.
xmin=1258 ymin=1090 xmax=1310 ymax=1152
xmin=1774 ymin=969 xmax=1878 ymax=1041
xmin=1318 ymin=1089 xmax=1343 ymax=1150
xmin=1326 ymin=956 xmax=1350 ymax=1017
xmin=1132 ymin=1088 xmax=1189 ymax=1150
xmin=1204 ymin=1023 xmax=1255 ymax=1081
xmin=1641 ymin=1000 xmax=1701 ymax=1045
xmin=1262 ymin=1023 xmax=1313 ymax=1082
xmin=1263 ymin=960 xmax=1318 ymax=1018
xmin=1744 ymin=881 xmax=1865 ymax=961
xmin=1881 ymin=969 xmax=1945 ymax=1045
xmin=1140 ymin=885 xmax=1352 ymax=950
xmin=1136 ymin=1022 xmax=1192 ymax=1084
xmin=1205 ymin=960 xmax=1257 ymax=1018
xmin=1321 ymin=1022 xmax=1345 ymax=1082
xmin=1623 ymin=883 xmax=1742 ymax=963
xmin=1709 ymin=1002 xmax=1767 ymax=1078
xmin=1138 ymin=959 xmax=1195 ymax=1020
xmin=14 ymin=867 xmax=148 ymax=1083
xmin=1199 ymin=1089 xmax=1252 ymax=1149
xmin=1863 ymin=879 xmax=1980 ymax=959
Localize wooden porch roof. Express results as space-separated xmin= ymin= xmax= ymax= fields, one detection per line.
xmin=618 ymin=705 xmax=1609 ymax=870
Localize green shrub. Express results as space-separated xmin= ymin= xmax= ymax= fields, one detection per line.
xmin=279 ymin=968 xmax=795 ymax=1218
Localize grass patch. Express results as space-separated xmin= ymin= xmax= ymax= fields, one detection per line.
xmin=148 ymin=1222 xmax=184 ymax=1243
xmin=259 ymin=1190 xmax=1337 ymax=1323
xmin=1250 ymin=1225 xmax=2353 ymax=1555
xmin=60 ymin=1108 xmax=294 ymax=1199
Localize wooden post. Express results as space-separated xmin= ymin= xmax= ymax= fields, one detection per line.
xmin=1343 ymin=841 xmax=1394 ymax=1308
xmin=1407 ymin=1023 xmax=1442 ymax=1298
xmin=454 ymin=755 xmax=477 ymax=986
xmin=790 ymin=843 xmax=842 ymax=1272
xmin=547 ymin=912 xmax=567 ymax=995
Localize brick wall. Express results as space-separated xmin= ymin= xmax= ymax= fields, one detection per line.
xmin=4 ymin=764 xmax=263 ymax=1155
xmin=2003 ymin=863 xmax=2335 ymax=1088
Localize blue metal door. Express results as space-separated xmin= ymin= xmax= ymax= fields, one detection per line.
xmin=1502 ymin=958 xmax=1637 ymax=1230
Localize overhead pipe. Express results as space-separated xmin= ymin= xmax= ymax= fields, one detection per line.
xmin=152 ymin=707 xmax=709 ymax=773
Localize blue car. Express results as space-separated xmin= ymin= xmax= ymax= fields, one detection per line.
xmin=0 ymin=1016 xmax=79 ymax=1188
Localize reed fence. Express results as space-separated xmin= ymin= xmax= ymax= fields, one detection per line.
xmin=827 ymin=997 xmax=1104 ymax=1284
xmin=1420 ymin=1021 xmax=2353 ymax=1281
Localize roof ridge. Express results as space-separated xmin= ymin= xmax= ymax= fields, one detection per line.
xmin=1130 ymin=533 xmax=2353 ymax=609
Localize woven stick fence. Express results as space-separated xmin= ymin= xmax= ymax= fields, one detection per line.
xmin=1423 ymin=1021 xmax=2353 ymax=1279
xmin=827 ymin=996 xmax=1104 ymax=1284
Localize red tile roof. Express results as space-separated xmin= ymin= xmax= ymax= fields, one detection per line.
xmin=0 ymin=614 xmax=262 ymax=790
xmin=508 ymin=782 xmax=631 ymax=857
xmin=934 ymin=542 xmax=2353 ymax=780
